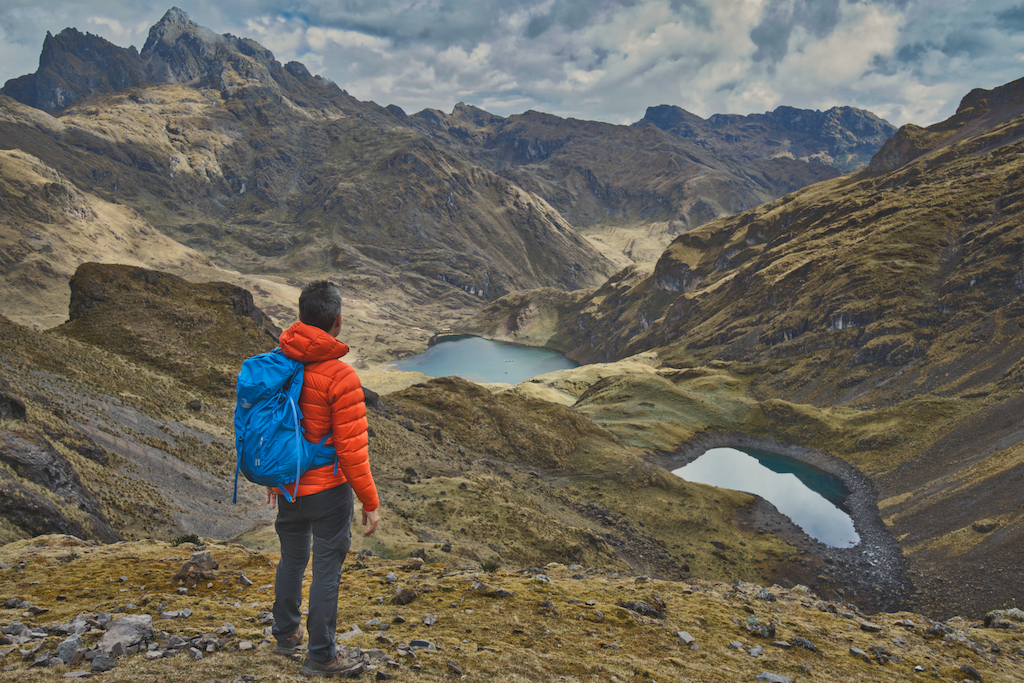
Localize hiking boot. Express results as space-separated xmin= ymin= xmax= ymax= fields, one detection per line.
xmin=274 ymin=625 xmax=304 ymax=655
xmin=299 ymin=653 xmax=366 ymax=678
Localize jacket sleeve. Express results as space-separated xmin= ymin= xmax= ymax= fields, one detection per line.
xmin=329 ymin=363 xmax=379 ymax=511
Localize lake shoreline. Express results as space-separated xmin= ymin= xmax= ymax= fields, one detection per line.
xmin=650 ymin=431 xmax=911 ymax=614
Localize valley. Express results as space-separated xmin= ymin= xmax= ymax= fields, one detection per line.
xmin=0 ymin=10 xmax=1021 ymax=681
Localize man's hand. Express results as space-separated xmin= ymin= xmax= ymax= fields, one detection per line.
xmin=266 ymin=488 xmax=277 ymax=509
xmin=361 ymin=509 xmax=379 ymax=537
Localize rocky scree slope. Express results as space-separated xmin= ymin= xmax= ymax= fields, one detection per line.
xmin=458 ymin=77 xmax=1024 ymax=620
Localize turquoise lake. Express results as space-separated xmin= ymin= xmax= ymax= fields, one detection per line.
xmin=390 ymin=335 xmax=579 ymax=384
xmin=672 ymin=447 xmax=860 ymax=548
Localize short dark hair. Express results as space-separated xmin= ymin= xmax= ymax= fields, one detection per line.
xmin=298 ymin=280 xmax=342 ymax=331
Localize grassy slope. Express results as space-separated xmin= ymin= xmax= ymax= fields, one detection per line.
xmin=0 ymin=536 xmax=1022 ymax=682
xmin=453 ymin=107 xmax=1024 ymax=620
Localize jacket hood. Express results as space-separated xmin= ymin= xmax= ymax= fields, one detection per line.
xmin=279 ymin=321 xmax=350 ymax=363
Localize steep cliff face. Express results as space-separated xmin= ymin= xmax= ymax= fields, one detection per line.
xmin=0 ymin=28 xmax=147 ymax=111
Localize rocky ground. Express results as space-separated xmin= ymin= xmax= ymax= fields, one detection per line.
xmin=1 ymin=536 xmax=1023 ymax=683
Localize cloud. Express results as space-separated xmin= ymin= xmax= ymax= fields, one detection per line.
xmin=1 ymin=0 xmax=1023 ymax=128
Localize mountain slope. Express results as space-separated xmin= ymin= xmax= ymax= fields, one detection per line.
xmin=0 ymin=7 xmax=896 ymax=299
xmin=0 ymin=8 xmax=615 ymax=306
xmin=458 ymin=77 xmax=1024 ymax=619
xmin=0 ymin=146 xmax=299 ymax=330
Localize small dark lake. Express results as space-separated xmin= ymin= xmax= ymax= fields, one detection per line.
xmin=390 ymin=335 xmax=579 ymax=384
xmin=672 ymin=447 xmax=860 ymax=548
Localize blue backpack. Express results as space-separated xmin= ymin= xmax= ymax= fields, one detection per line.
xmin=233 ymin=348 xmax=336 ymax=503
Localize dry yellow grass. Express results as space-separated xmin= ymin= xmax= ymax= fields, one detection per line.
xmin=1 ymin=535 xmax=1022 ymax=682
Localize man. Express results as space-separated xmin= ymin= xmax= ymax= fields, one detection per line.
xmin=270 ymin=280 xmax=380 ymax=678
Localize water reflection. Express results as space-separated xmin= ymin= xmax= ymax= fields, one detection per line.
xmin=390 ymin=335 xmax=578 ymax=384
xmin=672 ymin=447 xmax=860 ymax=548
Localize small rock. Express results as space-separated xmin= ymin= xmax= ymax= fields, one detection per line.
xmin=756 ymin=588 xmax=777 ymax=602
xmin=238 ymin=573 xmax=253 ymax=587
xmin=384 ymin=572 xmax=397 ymax=584
xmin=849 ymin=647 xmax=871 ymax=663
xmin=770 ymin=641 xmax=791 ymax=649
xmin=748 ymin=646 xmax=763 ymax=657
xmin=214 ymin=622 xmax=237 ymax=637
xmin=755 ymin=673 xmax=792 ymax=683
xmin=393 ymin=589 xmax=417 ymax=606
xmin=172 ymin=552 xmax=218 ymax=583
xmin=422 ymin=614 xmax=438 ymax=627
xmin=534 ymin=575 xmax=551 ymax=583
xmin=97 ymin=615 xmax=153 ymax=655
xmin=446 ymin=661 xmax=463 ymax=675
xmin=676 ymin=631 xmax=695 ymax=646
xmin=56 ymin=634 xmax=82 ymax=664
xmin=239 ymin=641 xmax=255 ymax=651
xmin=401 ymin=557 xmax=425 ymax=571
xmin=791 ymin=637 xmax=818 ymax=652
xmin=91 ymin=655 xmax=116 ymax=672
xmin=728 ymin=641 xmax=743 ymax=650
xmin=189 ymin=647 xmax=203 ymax=660
xmin=860 ymin=621 xmax=883 ymax=632
xmin=409 ymin=639 xmax=438 ymax=652
xmin=29 ymin=650 xmax=51 ymax=668
xmin=960 ymin=664 xmax=983 ymax=682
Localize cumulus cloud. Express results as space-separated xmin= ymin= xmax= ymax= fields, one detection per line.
xmin=1 ymin=0 xmax=1022 ymax=127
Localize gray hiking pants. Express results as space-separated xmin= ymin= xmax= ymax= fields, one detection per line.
xmin=272 ymin=483 xmax=353 ymax=663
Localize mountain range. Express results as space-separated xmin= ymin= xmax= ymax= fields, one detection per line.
xmin=0 ymin=4 xmax=1020 ymax=629
xmin=0 ymin=8 xmax=894 ymax=321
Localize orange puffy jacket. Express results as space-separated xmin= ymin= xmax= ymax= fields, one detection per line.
xmin=273 ymin=321 xmax=378 ymax=511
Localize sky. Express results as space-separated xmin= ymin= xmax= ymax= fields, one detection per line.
xmin=1 ymin=0 xmax=1023 ymax=128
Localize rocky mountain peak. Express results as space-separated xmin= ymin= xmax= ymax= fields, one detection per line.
xmin=1 ymin=6 xmax=306 ymax=111
xmin=1 ymin=27 xmax=145 ymax=111
xmin=638 ymin=104 xmax=707 ymax=137
xmin=637 ymin=103 xmax=896 ymax=173
xmin=868 ymin=75 xmax=1024 ymax=172
xmin=140 ymin=6 xmax=221 ymax=76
